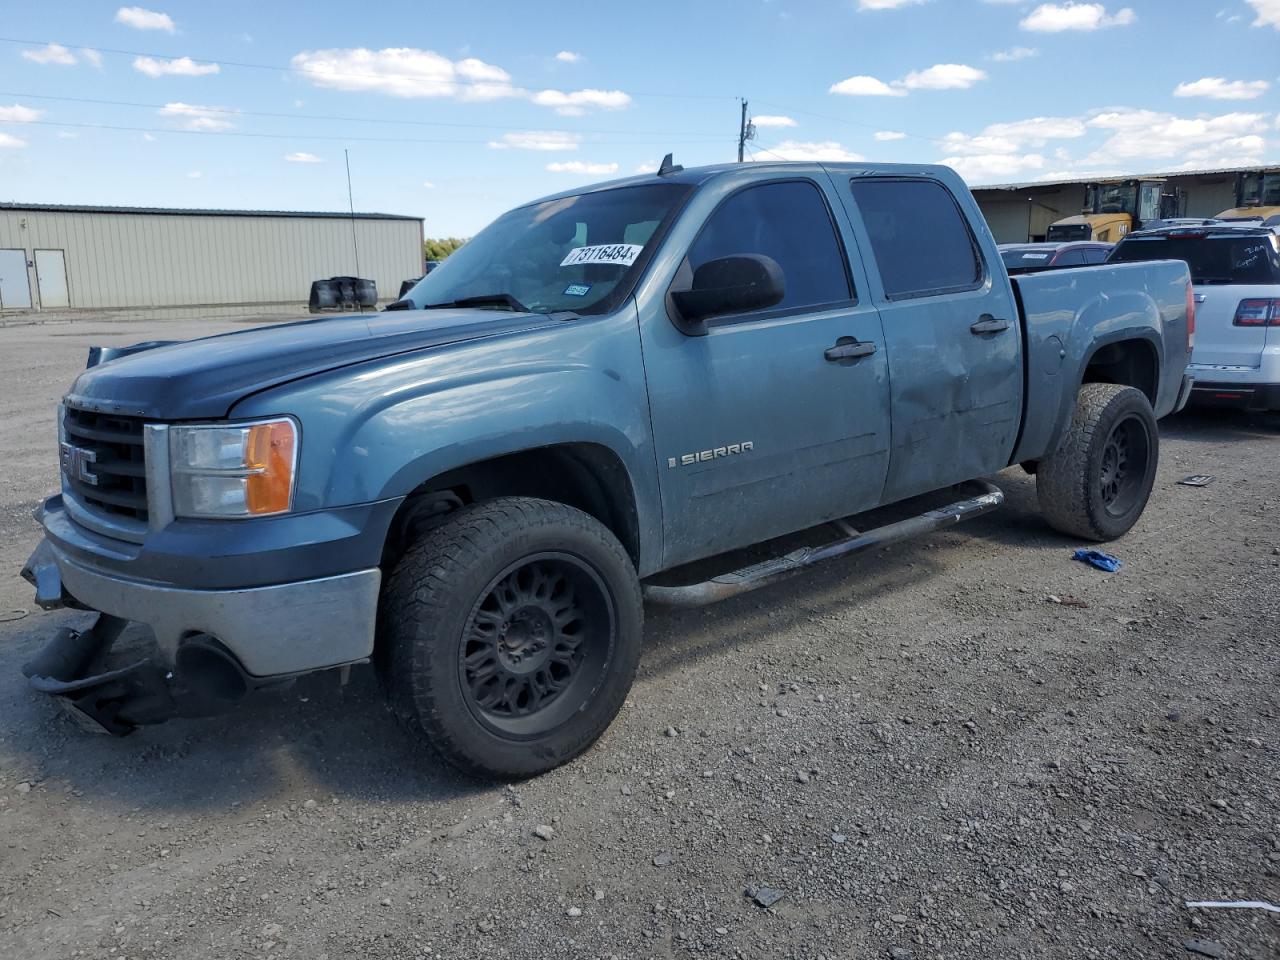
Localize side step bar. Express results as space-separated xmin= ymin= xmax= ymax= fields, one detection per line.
xmin=642 ymin=480 xmax=1004 ymax=608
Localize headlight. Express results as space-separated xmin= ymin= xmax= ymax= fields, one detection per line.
xmin=169 ymin=417 xmax=298 ymax=518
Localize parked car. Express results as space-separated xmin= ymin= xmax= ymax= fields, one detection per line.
xmin=999 ymin=241 xmax=1114 ymax=275
xmin=1109 ymin=222 xmax=1280 ymax=410
xmin=21 ymin=161 xmax=1193 ymax=778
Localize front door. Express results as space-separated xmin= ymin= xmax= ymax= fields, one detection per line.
xmin=840 ymin=176 xmax=1023 ymax=504
xmin=35 ymin=249 xmax=69 ymax=308
xmin=0 ymin=249 xmax=31 ymax=310
xmin=638 ymin=176 xmax=891 ymax=568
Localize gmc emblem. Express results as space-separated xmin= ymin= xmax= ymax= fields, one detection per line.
xmin=60 ymin=441 xmax=99 ymax=486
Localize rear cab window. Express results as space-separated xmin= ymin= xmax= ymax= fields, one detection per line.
xmin=1109 ymin=233 xmax=1280 ymax=286
xmin=847 ymin=178 xmax=983 ymax=299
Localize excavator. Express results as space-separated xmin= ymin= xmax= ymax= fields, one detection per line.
xmin=1046 ymin=178 xmax=1180 ymax=243
xmin=1215 ymin=169 xmax=1280 ymax=223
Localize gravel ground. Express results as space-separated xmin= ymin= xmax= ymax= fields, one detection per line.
xmin=0 ymin=316 xmax=1277 ymax=960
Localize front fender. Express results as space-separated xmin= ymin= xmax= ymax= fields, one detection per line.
xmin=231 ymin=307 xmax=663 ymax=573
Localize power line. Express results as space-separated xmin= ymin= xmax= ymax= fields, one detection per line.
xmin=0 ymin=36 xmax=739 ymax=102
xmin=0 ymin=90 xmax=726 ymax=141
xmin=15 ymin=117 xmax=727 ymax=147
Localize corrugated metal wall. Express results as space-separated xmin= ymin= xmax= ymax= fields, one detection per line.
xmin=0 ymin=209 xmax=422 ymax=309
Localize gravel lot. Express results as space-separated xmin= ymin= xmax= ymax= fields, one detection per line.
xmin=1 ymin=314 xmax=1277 ymax=960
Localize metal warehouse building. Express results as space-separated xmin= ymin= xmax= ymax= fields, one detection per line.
xmin=972 ymin=166 xmax=1249 ymax=244
xmin=0 ymin=203 xmax=423 ymax=312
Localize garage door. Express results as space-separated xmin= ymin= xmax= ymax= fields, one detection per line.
xmin=0 ymin=249 xmax=31 ymax=309
xmin=35 ymin=249 xmax=69 ymax=308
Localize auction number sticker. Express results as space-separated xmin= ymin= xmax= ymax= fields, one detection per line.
xmin=560 ymin=243 xmax=643 ymax=268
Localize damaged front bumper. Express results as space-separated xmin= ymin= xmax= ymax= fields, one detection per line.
xmin=20 ymin=534 xmax=381 ymax=735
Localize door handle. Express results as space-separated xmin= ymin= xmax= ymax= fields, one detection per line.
xmin=970 ymin=315 xmax=1010 ymax=335
xmin=824 ymin=338 xmax=877 ymax=363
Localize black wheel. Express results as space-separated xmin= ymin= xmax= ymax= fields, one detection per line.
xmin=1037 ymin=383 xmax=1159 ymax=541
xmin=377 ymin=497 xmax=642 ymax=779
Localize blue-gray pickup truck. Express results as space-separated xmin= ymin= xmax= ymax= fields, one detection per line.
xmin=21 ymin=160 xmax=1195 ymax=777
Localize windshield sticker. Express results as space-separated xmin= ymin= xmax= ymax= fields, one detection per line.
xmin=560 ymin=243 xmax=644 ymax=268
xmin=563 ymin=282 xmax=593 ymax=297
xmin=1021 ymin=253 xmax=1051 ymax=260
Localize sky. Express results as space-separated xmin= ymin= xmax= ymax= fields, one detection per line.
xmin=0 ymin=0 xmax=1278 ymax=236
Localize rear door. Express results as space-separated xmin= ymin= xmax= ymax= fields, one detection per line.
xmin=0 ymin=249 xmax=31 ymax=309
xmin=840 ymin=176 xmax=1023 ymax=504
xmin=639 ymin=175 xmax=891 ymax=567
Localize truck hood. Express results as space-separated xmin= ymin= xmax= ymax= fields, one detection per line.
xmin=65 ymin=308 xmax=556 ymax=420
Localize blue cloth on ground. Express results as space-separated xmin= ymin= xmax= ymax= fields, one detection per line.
xmin=1073 ymin=549 xmax=1122 ymax=572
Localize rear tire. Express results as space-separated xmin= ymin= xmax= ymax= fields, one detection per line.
xmin=377 ymin=497 xmax=642 ymax=779
xmin=1037 ymin=383 xmax=1159 ymax=541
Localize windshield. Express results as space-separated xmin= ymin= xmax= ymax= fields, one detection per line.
xmin=1109 ymin=234 xmax=1280 ymax=285
xmin=1239 ymin=172 xmax=1280 ymax=208
xmin=402 ymin=183 xmax=691 ymax=315
xmin=1085 ymin=183 xmax=1137 ymax=216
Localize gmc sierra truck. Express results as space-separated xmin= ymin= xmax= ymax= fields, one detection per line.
xmin=20 ymin=160 xmax=1195 ymax=778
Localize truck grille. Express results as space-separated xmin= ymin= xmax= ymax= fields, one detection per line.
xmin=62 ymin=406 xmax=149 ymax=523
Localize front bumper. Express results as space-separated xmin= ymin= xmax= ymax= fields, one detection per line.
xmin=22 ymin=537 xmax=381 ymax=678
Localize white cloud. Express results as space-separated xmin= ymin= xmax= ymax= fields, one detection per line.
xmin=22 ymin=43 xmax=78 ymax=66
xmin=531 ymin=88 xmax=631 ymax=115
xmin=983 ymin=115 xmax=1087 ymax=144
xmin=422 ymin=180 xmax=436 ymax=189
xmin=829 ymin=75 xmax=906 ymax=97
xmin=990 ymin=46 xmax=1038 ymax=61
xmin=142 ymin=132 xmax=156 ymax=141
xmin=752 ymin=115 xmax=797 ymax=128
xmin=56 ymin=131 xmax=78 ymax=139
xmin=759 ymin=140 xmax=865 ymax=162
xmin=546 ymin=160 xmax=619 ymax=174
xmin=1173 ymin=77 xmax=1269 ymax=100
xmin=488 ymin=130 xmax=581 ymax=151
xmin=554 ymin=50 xmax=581 ymax=63
xmin=874 ymin=130 xmax=907 ymax=141
xmin=158 ymin=102 xmax=236 ymax=131
xmin=0 ymin=133 xmax=28 ymax=149
xmin=942 ymin=153 xmax=1047 ymax=183
xmin=291 ymin=47 xmax=518 ymax=100
xmin=0 ymin=104 xmax=40 ymax=123
xmin=115 ymin=6 xmax=176 ymax=31
xmin=81 ymin=48 xmax=103 ymax=68
xmin=857 ymin=0 xmax=926 ymax=7
xmin=832 ymin=63 xmax=985 ymax=96
xmin=900 ymin=63 xmax=987 ymax=90
xmin=186 ymin=171 xmax=202 ymax=179
xmin=134 ymin=56 xmax=220 ymax=77
xmin=284 ymin=151 xmax=323 ymax=163
xmin=1020 ymin=3 xmax=1135 ymax=31
xmin=1247 ymin=0 xmax=1280 ymax=29
xmin=1084 ymin=108 xmax=1268 ymax=164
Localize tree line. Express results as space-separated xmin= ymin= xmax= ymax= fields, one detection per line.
xmin=424 ymin=237 xmax=467 ymax=261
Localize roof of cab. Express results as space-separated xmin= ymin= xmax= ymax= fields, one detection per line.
xmin=522 ymin=160 xmax=964 ymax=208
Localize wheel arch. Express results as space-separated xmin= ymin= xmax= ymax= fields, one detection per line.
xmin=380 ymin=442 xmax=644 ymax=574
xmin=1079 ymin=335 xmax=1161 ymax=405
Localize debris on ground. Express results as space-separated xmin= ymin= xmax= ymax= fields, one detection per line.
xmin=1182 ymin=939 xmax=1225 ymax=958
xmin=1045 ymin=594 xmax=1089 ymax=608
xmin=1073 ymin=548 xmax=1123 ymax=572
xmin=652 ymin=852 xmax=673 ymax=867
xmin=1186 ymin=898 xmax=1280 ymax=914
xmin=1177 ymin=475 xmax=1216 ymax=487
xmin=532 ymin=825 xmax=555 ymax=841
xmin=0 ymin=608 xmax=27 ymax=622
xmin=745 ymin=885 xmax=785 ymax=908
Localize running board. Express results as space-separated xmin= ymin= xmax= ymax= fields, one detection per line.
xmin=642 ymin=480 xmax=1004 ymax=607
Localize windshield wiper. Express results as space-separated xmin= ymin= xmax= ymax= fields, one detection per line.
xmin=422 ymin=293 xmax=529 ymax=312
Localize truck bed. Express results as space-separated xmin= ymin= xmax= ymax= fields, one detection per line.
xmin=1010 ymin=259 xmax=1192 ymax=465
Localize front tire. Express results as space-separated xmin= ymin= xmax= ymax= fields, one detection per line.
xmin=377 ymin=497 xmax=642 ymax=779
xmin=1037 ymin=383 xmax=1159 ymax=541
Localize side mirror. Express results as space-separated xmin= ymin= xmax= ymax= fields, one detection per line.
xmin=670 ymin=254 xmax=785 ymax=332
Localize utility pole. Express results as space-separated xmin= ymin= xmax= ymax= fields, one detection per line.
xmin=344 ymin=148 xmax=361 ymax=277
xmin=737 ymin=98 xmax=751 ymax=162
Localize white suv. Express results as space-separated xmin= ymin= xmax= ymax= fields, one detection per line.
xmin=1109 ymin=223 xmax=1280 ymax=411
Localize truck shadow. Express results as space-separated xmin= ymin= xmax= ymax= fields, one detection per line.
xmin=1160 ymin=406 xmax=1280 ymax=444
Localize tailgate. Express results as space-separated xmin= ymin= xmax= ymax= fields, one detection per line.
xmin=1189 ymin=284 xmax=1274 ymax=369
